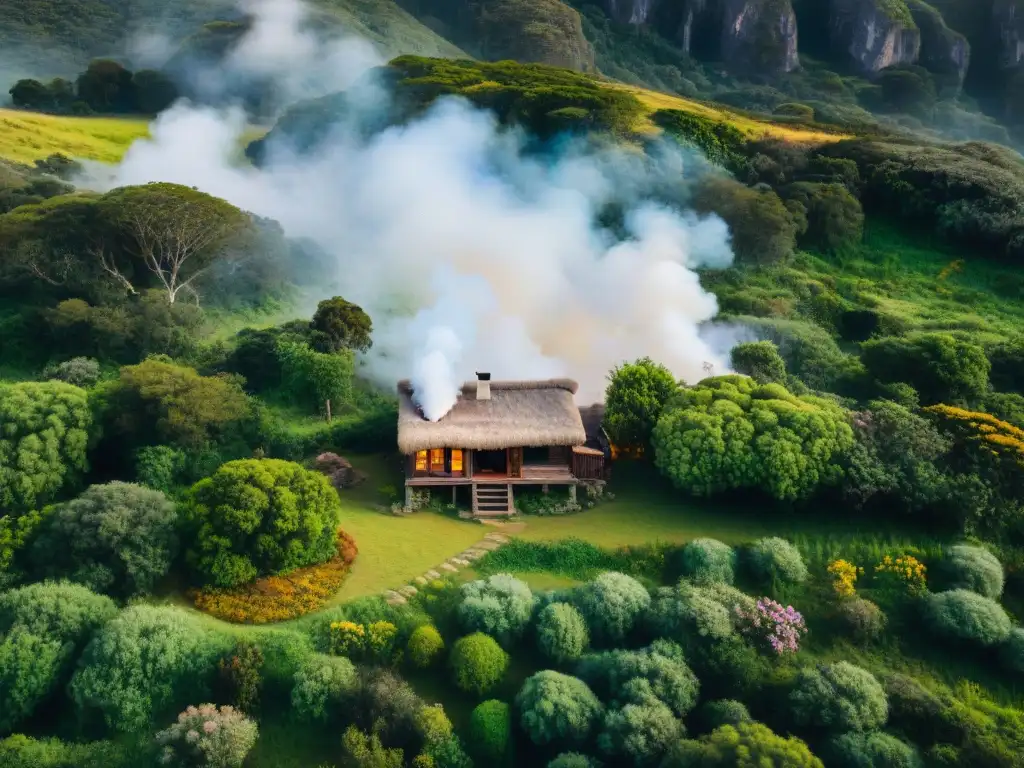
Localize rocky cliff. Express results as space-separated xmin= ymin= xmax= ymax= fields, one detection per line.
xmin=994 ymin=0 xmax=1024 ymax=68
xmin=604 ymin=0 xmax=660 ymax=25
xmin=829 ymin=0 xmax=921 ymax=73
xmin=907 ymin=0 xmax=969 ymax=85
xmin=721 ymin=0 xmax=800 ymax=73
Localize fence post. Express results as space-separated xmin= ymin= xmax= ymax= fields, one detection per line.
xmin=326 ymin=399 xmax=332 ymax=422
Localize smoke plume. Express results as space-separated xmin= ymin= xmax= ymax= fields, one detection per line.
xmin=86 ymin=0 xmax=739 ymax=420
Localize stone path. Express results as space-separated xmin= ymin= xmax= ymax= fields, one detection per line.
xmin=384 ymin=531 xmax=511 ymax=605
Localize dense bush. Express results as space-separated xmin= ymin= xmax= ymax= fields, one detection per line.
xmin=31 ymin=482 xmax=177 ymax=597
xmin=699 ymin=699 xmax=752 ymax=731
xmin=923 ymin=589 xmax=1013 ymax=646
xmin=1002 ymin=628 xmax=1024 ymax=673
xmin=458 ymin=574 xmax=535 ymax=647
xmin=597 ymin=688 xmax=682 ymax=766
xmin=0 ymin=734 xmax=131 ymax=768
xmin=829 ymin=730 xmax=922 ymax=768
xmin=408 ymin=624 xmax=445 ymax=668
xmin=572 ymin=571 xmax=650 ymax=645
xmin=882 ymin=674 xmax=951 ymax=747
xmin=790 ymin=662 xmax=888 ymax=732
xmin=942 ymin=544 xmax=1004 ymax=598
xmin=290 ymin=654 xmax=358 ymax=722
xmin=356 ymin=667 xmax=425 ymax=745
xmin=730 ymin=342 xmax=786 ymax=385
xmin=646 ymin=583 xmax=736 ymax=644
xmin=469 ymin=700 xmax=511 ymax=763
xmin=653 ymin=377 xmax=854 ymax=502
xmin=184 ymin=459 xmax=343 ymax=588
xmin=536 ymin=602 xmax=589 ymax=664
xmin=663 ymin=722 xmax=824 ymax=766
xmin=42 ymin=357 xmax=101 ymax=388
xmin=155 ymin=704 xmax=258 ymax=768
xmin=0 ymin=627 xmax=64 ymax=733
xmin=603 ymin=357 xmax=679 ymax=449
xmin=784 ymin=182 xmax=864 ymax=252
xmin=450 ymin=633 xmax=509 ymax=696
xmin=217 ymin=642 xmax=264 ymax=715
xmin=860 ymin=333 xmax=990 ymax=405
xmin=276 ymin=341 xmax=356 ymax=414
xmin=676 ymin=539 xmax=736 ymax=585
xmin=516 ymin=670 xmax=604 ymax=748
xmin=70 ymin=605 xmax=228 ymax=732
xmin=836 ymin=598 xmax=887 ymax=644
xmin=547 ymin=753 xmax=595 ymax=768
xmin=0 ymin=580 xmax=117 ymax=641
xmin=747 ymin=537 xmax=809 ymax=586
xmin=310 ymin=295 xmax=374 ymax=353
xmin=0 ymin=381 xmax=91 ymax=512
xmin=576 ymin=640 xmax=699 ymax=717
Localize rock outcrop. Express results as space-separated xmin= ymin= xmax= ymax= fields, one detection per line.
xmin=605 ymin=0 xmax=660 ymax=25
xmin=829 ymin=0 xmax=921 ymax=73
xmin=314 ymin=453 xmax=366 ymax=491
xmin=477 ymin=0 xmax=595 ymax=71
xmin=994 ymin=0 xmax=1024 ymax=68
xmin=907 ymin=0 xmax=969 ymax=85
xmin=721 ymin=0 xmax=800 ymax=73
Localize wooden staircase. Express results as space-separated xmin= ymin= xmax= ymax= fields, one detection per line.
xmin=472 ymin=483 xmax=513 ymax=517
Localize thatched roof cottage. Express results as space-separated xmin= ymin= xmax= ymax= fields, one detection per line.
xmin=397 ymin=374 xmax=606 ymax=516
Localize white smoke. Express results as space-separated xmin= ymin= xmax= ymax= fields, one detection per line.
xmin=85 ymin=0 xmax=740 ymax=420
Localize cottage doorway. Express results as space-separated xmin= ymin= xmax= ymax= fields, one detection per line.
xmin=475 ymin=449 xmax=507 ymax=475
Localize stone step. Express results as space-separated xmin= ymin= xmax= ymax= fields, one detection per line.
xmin=414 ymin=576 xmax=428 ymax=586
xmin=484 ymin=532 xmax=510 ymax=542
xmin=424 ymin=569 xmax=441 ymax=579
xmin=441 ymin=563 xmax=458 ymax=572
xmin=398 ymin=585 xmax=418 ymax=597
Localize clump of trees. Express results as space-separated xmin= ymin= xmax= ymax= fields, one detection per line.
xmin=10 ymin=59 xmax=178 ymax=116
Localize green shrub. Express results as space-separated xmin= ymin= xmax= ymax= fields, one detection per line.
xmin=42 ymin=357 xmax=100 ymax=388
xmin=469 ymin=700 xmax=511 ymax=763
xmin=677 ymin=539 xmax=737 ymax=585
xmin=290 ymin=654 xmax=358 ymax=722
xmin=0 ymin=735 xmax=131 ymax=768
xmin=536 ymin=602 xmax=589 ymax=664
xmin=31 ymin=482 xmax=178 ymax=597
xmin=408 ymin=625 xmax=445 ymax=668
xmin=516 ymin=670 xmax=603 ymax=748
xmin=663 ymin=722 xmax=823 ymax=766
xmin=155 ymin=704 xmax=258 ymax=768
xmin=647 ymin=584 xmax=736 ymax=644
xmin=836 ymin=598 xmax=887 ymax=644
xmin=0 ymin=381 xmax=91 ymax=512
xmin=135 ymin=445 xmax=187 ymax=494
xmin=860 ymin=333 xmax=990 ymax=405
xmin=310 ymin=295 xmax=373 ymax=353
xmin=458 ymin=574 xmax=535 ymax=647
xmin=0 ymin=627 xmax=64 ymax=733
xmin=747 ymin=537 xmax=809 ymax=585
xmin=653 ymin=377 xmax=854 ymax=502
xmin=0 ymin=580 xmax=117 ymax=641
xmin=688 ymin=636 xmax=769 ymax=700
xmin=70 ymin=605 xmax=229 ymax=733
xmin=1002 ymin=628 xmax=1024 ymax=673
xmin=943 ymin=544 xmax=1004 ymax=599
xmin=653 ymin=110 xmax=747 ymax=169
xmin=276 ymin=341 xmax=355 ymax=413
xmin=357 ymin=668 xmax=425 ymax=744
xmin=597 ymin=692 xmax=682 ymax=766
xmin=829 ymin=730 xmax=922 ymax=768
xmin=783 ymin=182 xmax=864 ymax=252
xmin=791 ymin=662 xmax=888 ymax=732
xmin=216 ymin=641 xmax=264 ymax=715
xmin=547 ymin=754 xmax=595 ymax=768
xmin=603 ymin=357 xmax=680 ymax=449
xmin=730 ymin=342 xmax=786 ymax=385
xmin=450 ymin=633 xmax=509 ymax=696
xmin=575 ymin=640 xmax=699 ymax=718
xmin=775 ymin=103 xmax=815 ymax=120
xmin=924 ymin=589 xmax=1013 ymax=647
xmin=183 ymin=458 xmax=343 ymax=588
xmin=699 ymin=699 xmax=752 ymax=731
xmin=572 ymin=571 xmax=650 ymax=645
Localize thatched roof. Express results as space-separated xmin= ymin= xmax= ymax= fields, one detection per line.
xmin=397 ymin=378 xmax=586 ymax=453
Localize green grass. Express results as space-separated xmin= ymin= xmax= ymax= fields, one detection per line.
xmin=0 ymin=109 xmax=151 ymax=164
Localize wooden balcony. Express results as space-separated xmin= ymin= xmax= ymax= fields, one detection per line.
xmin=405 ymin=464 xmax=577 ymax=486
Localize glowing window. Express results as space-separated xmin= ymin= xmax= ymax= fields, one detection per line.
xmin=451 ymin=449 xmax=463 ymax=473
xmin=430 ymin=448 xmax=445 ymax=472
xmin=415 ymin=450 xmax=427 ymax=472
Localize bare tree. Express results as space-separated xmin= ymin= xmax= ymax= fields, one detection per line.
xmin=117 ymin=188 xmax=244 ymax=304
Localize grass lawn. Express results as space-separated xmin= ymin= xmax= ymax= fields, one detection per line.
xmin=0 ymin=109 xmax=151 ymax=164
xmin=611 ymin=82 xmax=853 ymax=145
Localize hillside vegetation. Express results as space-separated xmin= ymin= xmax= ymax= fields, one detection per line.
xmin=0 ymin=108 xmax=149 ymax=164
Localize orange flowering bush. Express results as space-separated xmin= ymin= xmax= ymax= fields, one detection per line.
xmin=192 ymin=530 xmax=357 ymax=624
xmin=874 ymin=555 xmax=927 ymax=596
xmin=827 ymin=559 xmax=863 ymax=598
xmin=329 ymin=621 xmax=367 ymax=656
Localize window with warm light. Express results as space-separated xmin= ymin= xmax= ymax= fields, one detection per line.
xmin=430 ymin=448 xmax=445 ymax=472
xmin=415 ymin=451 xmax=427 ymax=472
xmin=451 ymin=449 xmax=463 ymax=473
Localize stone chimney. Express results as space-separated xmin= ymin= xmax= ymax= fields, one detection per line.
xmin=476 ymin=372 xmax=491 ymax=400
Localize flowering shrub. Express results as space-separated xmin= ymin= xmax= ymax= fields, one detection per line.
xmin=155 ymin=704 xmax=258 ymax=768
xmin=191 ymin=530 xmax=357 ymax=623
xmin=735 ymin=598 xmax=807 ymax=655
xmin=874 ymin=555 xmax=927 ymax=596
xmin=367 ymin=621 xmax=400 ymax=664
xmin=329 ymin=621 xmax=366 ymax=657
xmin=827 ymin=560 xmax=863 ymax=598
xmin=216 ymin=642 xmax=264 ymax=714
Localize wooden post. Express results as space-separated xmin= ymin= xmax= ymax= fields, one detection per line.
xmin=325 ymin=399 xmax=332 ymax=422
xmin=452 ymin=486 xmax=457 ymax=506
xmin=542 ymin=484 xmax=549 ymax=494
xmin=405 ymin=484 xmax=413 ymax=510
xmin=569 ymin=484 xmax=577 ymax=504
